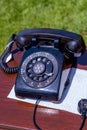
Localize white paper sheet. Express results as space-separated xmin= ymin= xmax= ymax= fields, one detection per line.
xmin=8 ymin=68 xmax=87 ymax=115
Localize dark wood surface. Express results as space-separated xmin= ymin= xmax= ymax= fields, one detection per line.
xmin=0 ymin=48 xmax=87 ymax=130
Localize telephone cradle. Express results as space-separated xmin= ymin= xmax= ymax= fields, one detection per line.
xmin=0 ymin=28 xmax=86 ymax=101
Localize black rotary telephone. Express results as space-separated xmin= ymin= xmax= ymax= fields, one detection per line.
xmin=0 ymin=28 xmax=86 ymax=101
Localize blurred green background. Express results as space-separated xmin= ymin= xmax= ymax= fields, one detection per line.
xmin=0 ymin=0 xmax=87 ymax=54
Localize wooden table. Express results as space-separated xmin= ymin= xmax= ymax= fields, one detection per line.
xmin=0 ymin=48 xmax=87 ymax=130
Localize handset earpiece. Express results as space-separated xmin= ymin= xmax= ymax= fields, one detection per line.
xmin=15 ymin=35 xmax=31 ymax=50
xmin=64 ymin=40 xmax=86 ymax=58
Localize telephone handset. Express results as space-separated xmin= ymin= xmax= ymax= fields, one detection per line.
xmin=0 ymin=28 xmax=86 ymax=101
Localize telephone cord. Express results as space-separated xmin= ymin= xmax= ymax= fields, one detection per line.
xmin=33 ymin=97 xmax=42 ymax=130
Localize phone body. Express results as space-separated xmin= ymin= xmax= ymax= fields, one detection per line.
xmin=0 ymin=28 xmax=86 ymax=101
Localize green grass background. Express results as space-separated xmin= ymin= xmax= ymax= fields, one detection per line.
xmin=0 ymin=0 xmax=87 ymax=54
